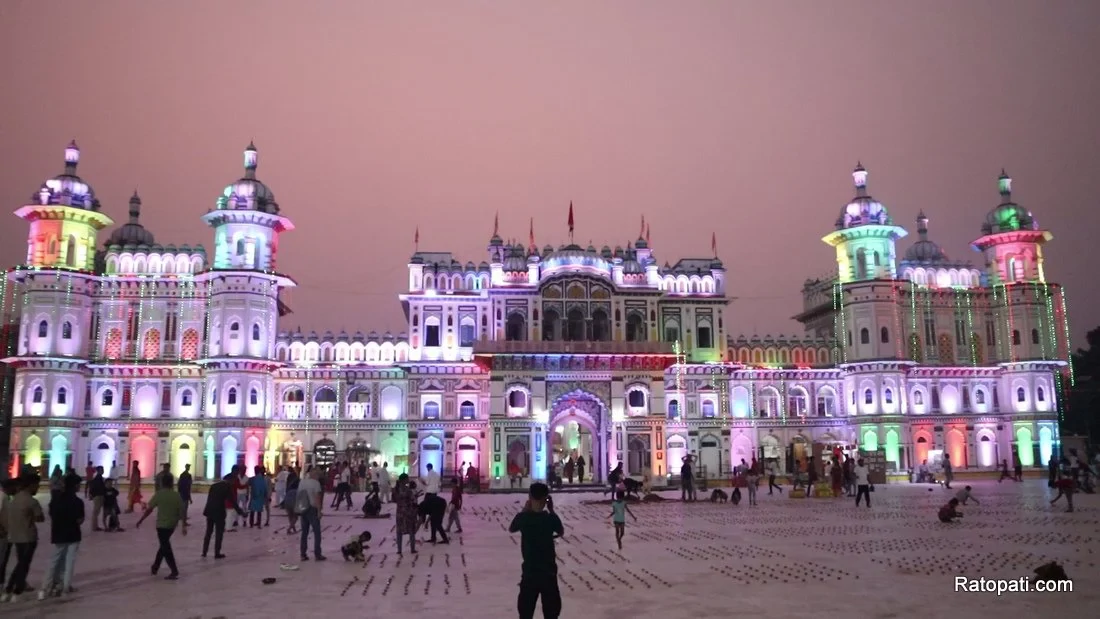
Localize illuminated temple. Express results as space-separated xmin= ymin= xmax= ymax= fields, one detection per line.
xmin=1 ymin=145 xmax=1072 ymax=485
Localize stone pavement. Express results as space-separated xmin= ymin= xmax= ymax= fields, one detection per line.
xmin=5 ymin=480 xmax=1096 ymax=618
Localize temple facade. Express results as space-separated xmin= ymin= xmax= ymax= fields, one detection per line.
xmin=2 ymin=145 xmax=1071 ymax=486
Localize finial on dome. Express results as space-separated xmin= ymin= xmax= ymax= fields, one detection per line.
xmin=244 ymin=141 xmax=258 ymax=177
xmin=916 ymin=210 xmax=928 ymax=238
xmin=129 ymin=190 xmax=142 ymax=223
xmin=852 ymin=161 xmax=868 ymax=191
xmin=998 ymin=168 xmax=1011 ymax=199
xmin=64 ymin=140 xmax=80 ymax=174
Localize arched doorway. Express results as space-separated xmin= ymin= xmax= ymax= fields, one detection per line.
xmin=731 ymin=435 xmax=752 ymax=471
xmin=23 ymin=434 xmax=43 ymax=470
xmin=547 ymin=390 xmax=606 ymax=482
xmin=91 ymin=436 xmax=116 ymax=478
xmin=220 ymin=435 xmax=238 ymax=478
xmin=977 ymin=433 xmax=995 ymax=468
xmin=946 ymin=428 xmax=966 ymax=468
xmin=455 ymin=436 xmax=479 ymax=475
xmin=1015 ymin=427 xmax=1034 ymax=467
xmin=914 ymin=434 xmax=931 ymax=466
xmin=698 ymin=433 xmax=722 ymax=479
xmin=790 ymin=435 xmax=809 ymax=471
xmin=171 ymin=436 xmax=196 ymax=476
xmin=1038 ymin=427 xmax=1054 ymax=466
xmin=420 ymin=436 xmax=443 ymax=477
xmin=131 ymin=435 xmax=156 ymax=481
xmin=507 ymin=437 xmax=530 ymax=479
xmin=666 ymin=435 xmax=687 ymax=473
xmin=626 ymin=435 xmax=649 ymax=476
xmin=245 ymin=435 xmax=262 ymax=474
xmin=49 ymin=434 xmax=70 ymax=473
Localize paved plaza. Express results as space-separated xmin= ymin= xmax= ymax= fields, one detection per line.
xmin=6 ymin=480 xmax=1097 ymax=618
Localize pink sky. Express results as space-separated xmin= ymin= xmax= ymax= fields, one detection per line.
xmin=1 ymin=1 xmax=1098 ymax=345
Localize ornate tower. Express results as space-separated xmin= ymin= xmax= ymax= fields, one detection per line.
xmin=971 ymin=172 xmax=1057 ymax=363
xmin=7 ymin=142 xmax=111 ymax=472
xmin=823 ymin=164 xmax=908 ymax=364
xmin=198 ymin=144 xmax=295 ymax=475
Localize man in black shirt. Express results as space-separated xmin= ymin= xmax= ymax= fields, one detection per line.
xmin=508 ymin=483 xmax=564 ymax=619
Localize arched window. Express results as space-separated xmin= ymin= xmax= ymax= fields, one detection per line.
xmin=62 ymin=321 xmax=73 ymax=340
xmin=627 ymin=390 xmax=646 ymax=408
xmin=591 ymin=309 xmax=610 ymax=342
xmin=701 ymin=399 xmax=716 ymax=418
xmin=815 ymin=387 xmax=836 ymax=416
xmin=37 ymin=320 xmax=48 ymax=338
xmin=883 ymin=388 xmax=893 ymax=404
xmin=56 ymin=387 xmax=67 ymax=404
xmin=181 ymin=389 xmax=193 ymax=406
xmin=505 ymin=313 xmax=527 ymax=342
xmin=507 ymin=390 xmax=527 ymax=409
xmin=227 ymin=387 xmax=238 ymax=405
xmin=856 ymin=248 xmax=868 ymax=279
xmin=283 ymin=388 xmax=304 ymax=402
xmin=229 ymin=322 xmax=240 ymax=334
xmin=1012 ymin=330 xmax=1021 ymax=346
xmin=913 ymin=390 xmax=924 ymax=406
xmin=423 ymin=401 xmax=440 ymax=420
xmin=459 ymin=400 xmax=475 ymax=419
xmin=102 ymin=389 xmax=114 ymax=406
xmin=252 ymin=324 xmax=261 ymax=341
xmin=32 ymin=386 xmax=44 ymax=403
xmin=974 ymin=389 xmax=986 ymax=405
xmin=880 ymin=327 xmax=889 ymax=344
xmin=667 ymin=399 xmax=680 ymax=419
xmin=625 ymin=313 xmax=645 ymax=342
xmin=1037 ymin=386 xmax=1045 ymax=402
xmin=860 ymin=328 xmax=870 ymax=345
xmin=566 ymin=309 xmax=585 ymax=342
xmin=864 ymin=389 xmax=873 ymax=405
xmin=250 ymin=388 xmax=259 ymax=406
xmin=66 ymin=235 xmax=77 ymax=266
xmin=1016 ymin=387 xmax=1026 ymax=402
xmin=236 ymin=238 xmax=246 ymax=255
xmin=1031 ymin=329 xmax=1039 ymax=345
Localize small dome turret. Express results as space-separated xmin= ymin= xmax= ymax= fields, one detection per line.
xmin=106 ymin=190 xmax=156 ymax=247
xmin=836 ymin=162 xmax=892 ymax=229
xmin=903 ymin=211 xmax=948 ymax=263
xmin=34 ymin=140 xmax=98 ymax=209
xmin=981 ymin=170 xmax=1037 ymax=235
xmin=215 ymin=142 xmax=279 ymax=214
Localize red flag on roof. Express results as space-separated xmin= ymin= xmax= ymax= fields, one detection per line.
xmin=414 ymin=225 xmax=420 ymax=249
xmin=568 ymin=201 xmax=574 ymax=239
xmin=529 ymin=217 xmax=535 ymax=249
xmin=711 ymin=232 xmax=717 ymax=257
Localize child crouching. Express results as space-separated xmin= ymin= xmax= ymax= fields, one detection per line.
xmin=938 ymin=498 xmax=963 ymax=523
xmin=341 ymin=531 xmax=372 ymax=562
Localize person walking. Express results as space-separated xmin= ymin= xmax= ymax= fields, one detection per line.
xmin=201 ymin=475 xmax=244 ymax=559
xmin=766 ymin=461 xmax=783 ymax=495
xmin=379 ymin=463 xmax=393 ymax=504
xmin=608 ymin=491 xmax=636 ymax=550
xmin=1 ymin=475 xmax=45 ymax=602
xmin=446 ymin=477 xmax=464 ymax=534
xmin=420 ymin=463 xmax=441 ymax=501
xmin=853 ymin=459 xmax=871 ymax=508
xmin=38 ymin=474 xmax=84 ymax=599
xmin=509 ymin=483 xmax=564 ymax=619
xmin=296 ymin=468 xmax=326 ymax=562
xmin=126 ymin=461 xmax=143 ymax=513
xmin=178 ymin=464 xmax=193 ymax=521
xmin=135 ymin=475 xmax=187 ymax=580
xmin=746 ymin=466 xmax=760 ymax=506
xmin=88 ymin=466 xmax=107 ymax=531
xmin=248 ymin=465 xmax=268 ymax=528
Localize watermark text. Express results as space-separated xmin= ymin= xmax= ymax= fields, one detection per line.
xmin=955 ymin=577 xmax=1072 ymax=595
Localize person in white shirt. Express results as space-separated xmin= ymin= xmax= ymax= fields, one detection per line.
xmin=853 ymin=459 xmax=871 ymax=508
xmin=296 ymin=469 xmax=326 ymax=562
xmin=421 ymin=463 xmax=442 ymax=498
xmin=954 ymin=485 xmax=979 ymax=506
xmin=274 ymin=466 xmax=289 ymax=507
xmin=332 ymin=463 xmax=353 ymax=511
xmin=378 ymin=464 xmax=392 ymax=503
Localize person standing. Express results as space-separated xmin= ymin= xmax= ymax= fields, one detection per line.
xmin=509 ymin=483 xmax=564 ymax=619
xmin=746 ymin=466 xmax=760 ymax=506
xmin=274 ymin=465 xmax=289 ymax=508
xmin=88 ymin=466 xmax=107 ymax=531
xmin=394 ymin=474 xmax=418 ymax=555
xmin=853 ymin=459 xmax=871 ymax=508
xmin=136 ymin=475 xmax=188 ymax=580
xmin=0 ymin=478 xmax=18 ymax=590
xmin=941 ymin=453 xmax=954 ymax=490
xmin=379 ymin=463 xmax=393 ymax=503
xmin=1013 ymin=454 xmax=1024 ymax=482
xmin=38 ymin=475 xmax=84 ymax=599
xmin=576 ymin=456 xmax=586 ymax=484
xmin=232 ymin=466 xmax=249 ymax=528
xmin=248 ymin=465 xmax=268 ymax=527
xmin=178 ymin=464 xmax=193 ymax=521
xmin=425 ymin=493 xmax=450 ymax=545
xmin=420 ymin=463 xmax=441 ymax=501
xmin=296 ymin=468 xmax=326 ymax=562
xmin=201 ymin=475 xmax=244 ymax=559
xmin=126 ymin=461 xmax=142 ymax=513
xmin=1 ymin=475 xmax=45 ymax=602
xmin=83 ymin=462 xmax=94 ymax=500
xmin=680 ymin=457 xmax=694 ymax=502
